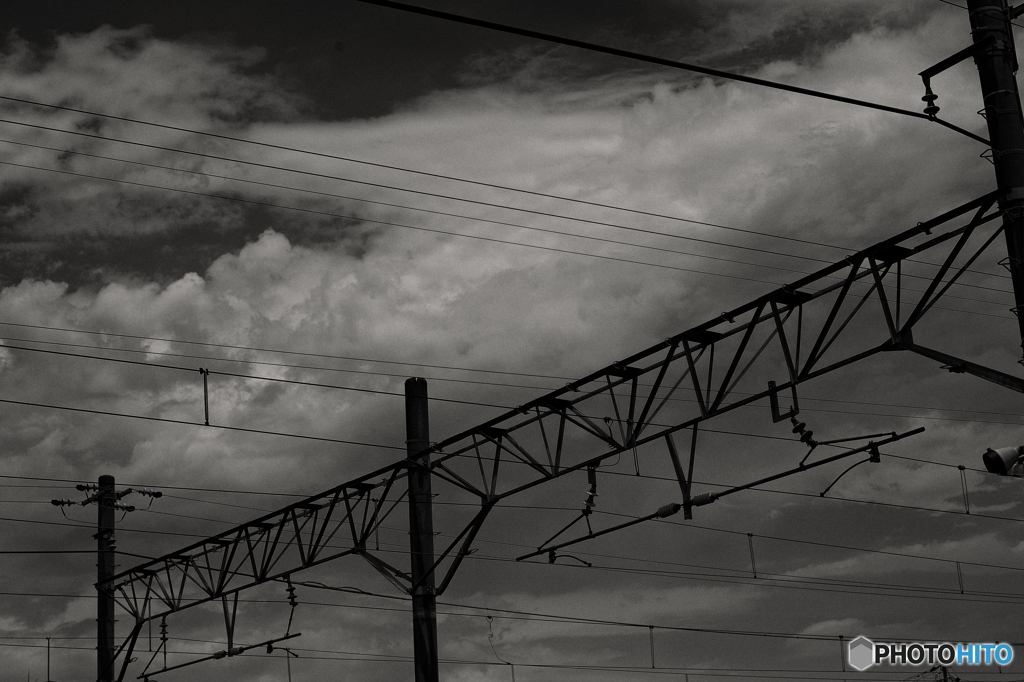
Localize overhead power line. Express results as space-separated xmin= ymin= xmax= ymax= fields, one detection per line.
xmin=0 ymin=159 xmax=1013 ymax=316
xmin=0 ymin=115 xmax=847 ymax=259
xmin=2 ymin=107 xmax=1007 ymax=288
xmin=7 ymin=332 xmax=1022 ymax=423
xmin=0 ymin=93 xmax=899 ymax=250
xmin=0 ymin=136 xmax=839 ymax=275
xmin=0 ymin=320 xmax=575 ymax=381
xmin=0 ymin=159 xmax=795 ymax=287
xmin=352 ymin=0 xmax=990 ymax=144
xmin=0 ymin=113 xmax=1009 ymax=285
xmin=3 ymin=136 xmax=1011 ymax=295
xmin=933 ymin=0 xmax=1024 ymax=28
xmin=0 ymin=342 xmax=509 ymax=409
xmin=0 ymin=395 xmax=404 ymax=451
xmin=6 ymin=336 xmax=1024 ymax=426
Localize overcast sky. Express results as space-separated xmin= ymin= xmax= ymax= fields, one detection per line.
xmin=2 ymin=2 xmax=1024 ymax=681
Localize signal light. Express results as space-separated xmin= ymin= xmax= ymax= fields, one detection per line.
xmin=982 ymin=445 xmax=1024 ymax=476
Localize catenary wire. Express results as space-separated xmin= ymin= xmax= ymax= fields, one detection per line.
xmin=0 ymin=342 xmax=511 ymax=409
xmin=5 ymin=332 xmax=1024 ymax=423
xmin=0 ymin=158 xmax=798 ymax=287
xmin=0 ymin=136 xmax=835 ymax=277
xmin=0 ymin=640 xmax=974 ymax=681
xmin=0 ymin=135 xmax=1010 ymax=293
xmin=0 ymin=152 xmax=1011 ymax=317
xmin=8 ymin=461 xmax=1018 ymax=586
xmin=14 ymin=459 xmax=1024 ymax=589
xmin=0 ymin=159 xmax=1014 ymax=316
xmin=98 ymin=500 xmax=1008 ymax=599
xmin=0 ymin=395 xmax=405 ymax=451
xmin=0 ymin=110 xmax=1007 ymax=290
xmin=0 ymin=116 xmax=852 ymax=260
xmin=0 ymin=156 xmax=1012 ymax=315
xmin=0 ymin=320 xmax=577 ymax=381
xmin=293 ymin=580 xmax=1024 ymax=647
xmin=1 ymin=511 xmax=983 ymax=607
xmin=0 ymin=94 xmax=905 ymax=253
xmin=5 ymin=337 xmax=1024 ymax=426
xmin=0 ymin=113 xmax=1009 ymax=287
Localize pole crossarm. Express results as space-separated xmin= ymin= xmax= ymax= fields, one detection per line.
xmin=107 ymin=191 xmax=1012 ymax=676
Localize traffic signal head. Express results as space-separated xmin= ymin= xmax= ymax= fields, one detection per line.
xmin=982 ymin=446 xmax=1024 ymax=476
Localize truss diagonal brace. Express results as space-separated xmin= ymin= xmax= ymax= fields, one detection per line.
xmin=901 ymin=342 xmax=1024 ymax=393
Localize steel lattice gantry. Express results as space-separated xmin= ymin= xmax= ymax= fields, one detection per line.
xmin=105 ymin=190 xmax=1021 ymax=678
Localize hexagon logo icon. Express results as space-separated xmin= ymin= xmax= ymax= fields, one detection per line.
xmin=848 ymin=636 xmax=874 ymax=671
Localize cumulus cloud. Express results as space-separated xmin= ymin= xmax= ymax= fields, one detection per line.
xmin=0 ymin=4 xmax=1021 ymax=681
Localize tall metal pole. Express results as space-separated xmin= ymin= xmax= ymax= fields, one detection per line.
xmin=97 ymin=475 xmax=116 ymax=682
xmin=967 ymin=0 xmax=1024 ymax=351
xmin=406 ymin=378 xmax=438 ymax=682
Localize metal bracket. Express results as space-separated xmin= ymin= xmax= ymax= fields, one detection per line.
xmin=768 ymin=380 xmax=799 ymax=423
xmin=919 ymin=35 xmax=997 ymax=116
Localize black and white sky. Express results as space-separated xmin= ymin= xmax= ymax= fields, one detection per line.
xmin=2 ymin=2 xmax=1024 ymax=681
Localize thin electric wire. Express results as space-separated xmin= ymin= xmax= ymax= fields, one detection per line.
xmin=6 ymin=332 xmax=1024 ymax=423
xmin=1 ymin=156 xmax=1011 ymax=318
xmin=933 ymin=0 xmax=1024 ymax=29
xmin=353 ymin=0 xmax=990 ymax=146
xmin=96 ymin=502 xmax=969 ymax=600
xmin=0 ymin=116 xmax=850 ymax=261
xmin=0 ymin=136 xmax=836 ymax=278
xmin=6 ymin=336 xmax=1024 ymax=426
xmin=0 ymin=320 xmax=576 ymax=380
xmin=0 ymin=331 xmax=563 ymax=390
xmin=1 ymin=135 xmax=1010 ymax=294
xmin=0 ymin=112 xmax=1011 ymax=292
xmin=0 ymin=395 xmax=405 ymax=451
xmin=0 ymin=342 xmax=510 ymax=410
xmin=0 ymin=639 xmax=966 ymax=681
xmin=293 ymin=579 xmax=961 ymax=645
xmin=0 ymin=94 xmax=890 ymax=253
xmin=0 ymin=158 xmax=811 ymax=287
xmin=7 ymin=475 xmax=1014 ymax=600
xmin=34 ymin=462 xmax=1024 ymax=592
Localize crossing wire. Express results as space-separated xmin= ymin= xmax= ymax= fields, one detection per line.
xmin=0 ymin=160 xmax=1015 ymax=312
xmin=4 ymin=331 xmax=1024 ymax=423
xmin=2 ymin=157 xmax=796 ymax=286
xmin=0 ymin=93 xmax=889 ymax=253
xmin=353 ymin=0 xmax=990 ymax=145
xmin=0 ymin=638 xmax=982 ymax=680
xmin=0 ymin=112 xmax=1007 ymax=285
xmin=0 ymin=136 xmax=833 ymax=277
xmin=5 ymin=336 xmax=1024 ymax=425
xmin=0 ymin=396 xmax=404 ymax=451
xmin=2 ymin=506 xmax=1020 ymax=606
xmin=0 ymin=135 xmax=1010 ymax=295
xmin=0 ymin=117 xmax=843 ymax=265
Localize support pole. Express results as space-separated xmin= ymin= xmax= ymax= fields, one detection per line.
xmin=406 ymin=378 xmax=438 ymax=682
xmin=967 ymin=0 xmax=1024 ymax=351
xmin=97 ymin=474 xmax=116 ymax=682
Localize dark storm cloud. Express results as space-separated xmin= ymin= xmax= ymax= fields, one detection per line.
xmin=0 ymin=3 xmax=1022 ymax=681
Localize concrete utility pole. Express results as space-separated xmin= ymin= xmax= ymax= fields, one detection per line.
xmin=967 ymin=0 xmax=1024 ymax=351
xmin=406 ymin=378 xmax=439 ymax=682
xmin=54 ymin=476 xmax=157 ymax=681
xmin=96 ymin=475 xmax=116 ymax=682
